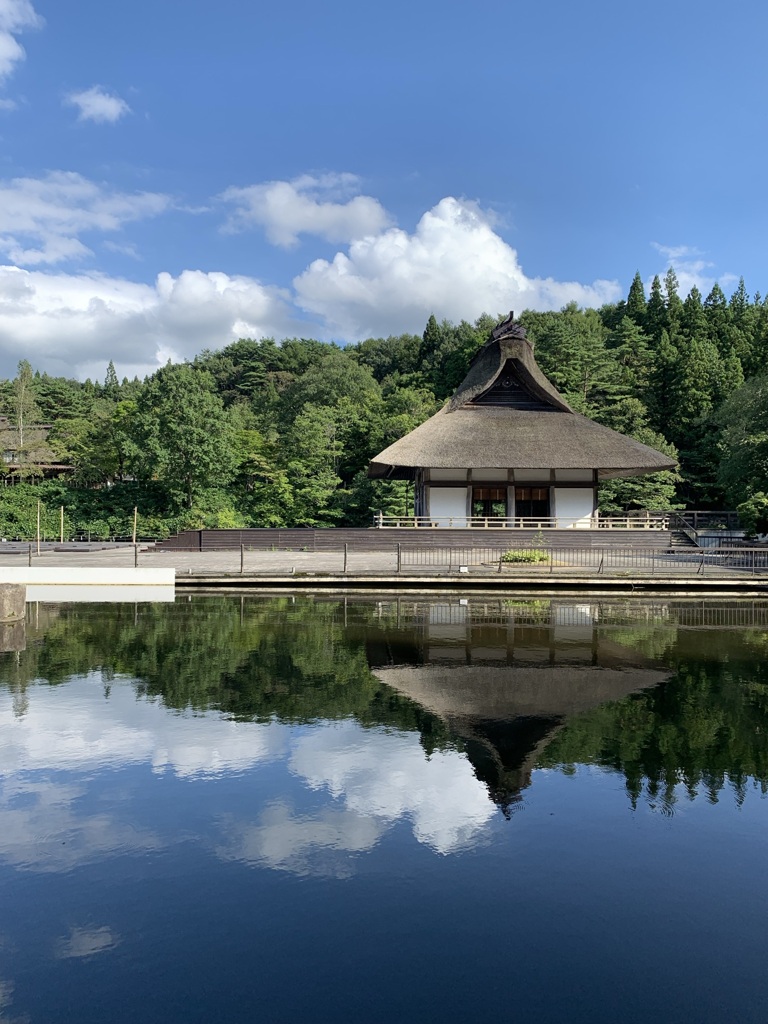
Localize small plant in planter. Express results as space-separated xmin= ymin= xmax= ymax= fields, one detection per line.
xmin=501 ymin=548 xmax=549 ymax=564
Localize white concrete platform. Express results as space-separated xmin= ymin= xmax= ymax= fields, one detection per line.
xmin=26 ymin=584 xmax=175 ymax=603
xmin=0 ymin=567 xmax=175 ymax=593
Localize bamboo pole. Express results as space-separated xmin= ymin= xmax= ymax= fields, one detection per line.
xmin=132 ymin=506 xmax=138 ymax=545
xmin=36 ymin=500 xmax=41 ymax=555
xmin=60 ymin=505 xmax=64 ymax=543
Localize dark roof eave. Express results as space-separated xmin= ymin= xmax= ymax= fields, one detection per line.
xmin=369 ymin=461 xmax=676 ymax=480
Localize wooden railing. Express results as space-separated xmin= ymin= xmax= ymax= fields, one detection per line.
xmin=373 ymin=510 xmax=742 ymax=531
xmin=373 ymin=513 xmax=674 ymax=530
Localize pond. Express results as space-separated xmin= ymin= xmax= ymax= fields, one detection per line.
xmin=1 ymin=596 xmax=768 ymax=1024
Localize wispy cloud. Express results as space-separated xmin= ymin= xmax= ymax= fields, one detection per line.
xmin=65 ymin=85 xmax=131 ymax=124
xmin=220 ymin=172 xmax=392 ymax=248
xmin=652 ymin=241 xmax=737 ymax=297
xmin=0 ymin=0 xmax=41 ymax=96
xmin=0 ymin=169 xmax=169 ymax=265
xmin=103 ymin=239 xmax=141 ymax=260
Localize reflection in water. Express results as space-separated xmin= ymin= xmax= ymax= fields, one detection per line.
xmin=368 ymin=601 xmax=671 ymax=815
xmin=0 ymin=597 xmax=766 ymax=852
xmin=54 ymin=926 xmax=121 ymax=960
xmin=1 ymin=598 xmax=768 ymax=1024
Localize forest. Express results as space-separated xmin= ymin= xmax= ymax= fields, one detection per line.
xmin=1 ymin=268 xmax=768 ymax=540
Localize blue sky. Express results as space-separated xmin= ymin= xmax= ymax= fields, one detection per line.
xmin=0 ymin=0 xmax=765 ymax=379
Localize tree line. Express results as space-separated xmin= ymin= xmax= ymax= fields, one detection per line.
xmin=1 ymin=268 xmax=768 ymax=539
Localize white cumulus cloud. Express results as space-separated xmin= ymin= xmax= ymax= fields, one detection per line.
xmin=0 ymin=173 xmax=633 ymax=376
xmin=0 ymin=0 xmax=41 ymax=83
xmin=294 ymin=196 xmax=622 ymax=338
xmin=64 ymin=85 xmax=131 ymax=124
xmin=0 ymin=170 xmax=169 ymax=266
xmin=0 ymin=264 xmax=297 ymax=378
xmin=220 ymin=172 xmax=391 ymax=248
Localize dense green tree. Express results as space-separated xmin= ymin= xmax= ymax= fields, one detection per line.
xmin=663 ymin=268 xmax=684 ymax=339
xmin=608 ymin=316 xmax=652 ymax=396
xmin=132 ymin=364 xmax=237 ymax=510
xmin=598 ymin=400 xmax=681 ymax=511
xmin=528 ymin=305 xmax=622 ymax=414
xmin=645 ymin=275 xmax=667 ymax=343
xmin=626 ymin=271 xmax=647 ymax=327
xmin=2 ymin=361 xmax=56 ymax=479
xmin=704 ymin=282 xmax=732 ymax=353
xmin=352 ymin=333 xmax=422 ymax=383
xmin=717 ymin=371 xmax=768 ymax=502
xmin=681 ymin=285 xmax=708 ymax=340
xmin=282 ymin=403 xmax=344 ymax=525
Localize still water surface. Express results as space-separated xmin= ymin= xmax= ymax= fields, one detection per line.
xmin=1 ymin=596 xmax=768 ymax=1023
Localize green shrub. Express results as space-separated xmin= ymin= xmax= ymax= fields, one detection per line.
xmin=501 ymin=548 xmax=549 ymax=564
xmin=737 ymin=493 xmax=768 ymax=537
xmin=84 ymin=519 xmax=111 ymax=540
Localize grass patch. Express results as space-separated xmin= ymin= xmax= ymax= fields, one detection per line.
xmin=501 ymin=548 xmax=550 ymax=564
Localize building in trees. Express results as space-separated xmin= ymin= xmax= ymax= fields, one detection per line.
xmin=0 ymin=415 xmax=72 ymax=481
xmin=368 ymin=313 xmax=675 ymax=526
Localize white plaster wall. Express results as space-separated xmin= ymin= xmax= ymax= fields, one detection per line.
xmin=553 ymin=488 xmax=595 ymax=528
xmin=429 ymin=468 xmax=466 ymax=481
xmin=471 ymin=469 xmax=504 ymax=481
xmin=514 ymin=469 xmax=548 ymax=481
xmin=428 ymin=487 xmax=469 ymax=527
xmin=555 ymin=469 xmax=593 ymax=482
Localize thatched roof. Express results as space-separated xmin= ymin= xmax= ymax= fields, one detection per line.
xmin=369 ymin=312 xmax=676 ymax=480
xmin=373 ymin=651 xmax=670 ymax=813
xmin=372 ymin=663 xmax=669 ymax=720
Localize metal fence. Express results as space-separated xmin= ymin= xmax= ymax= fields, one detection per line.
xmin=6 ymin=540 xmax=765 ymax=579
xmin=135 ymin=542 xmax=768 ymax=578
xmin=397 ymin=545 xmax=768 ymax=577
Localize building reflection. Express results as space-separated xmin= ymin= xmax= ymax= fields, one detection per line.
xmin=367 ymin=600 xmax=671 ymax=815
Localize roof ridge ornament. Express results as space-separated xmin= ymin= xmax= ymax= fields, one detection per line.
xmin=490 ymin=311 xmax=529 ymax=344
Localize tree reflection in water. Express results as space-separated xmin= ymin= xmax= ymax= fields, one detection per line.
xmin=3 ymin=596 xmax=768 ymax=816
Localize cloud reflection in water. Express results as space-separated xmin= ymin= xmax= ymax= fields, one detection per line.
xmin=0 ymin=676 xmax=497 ymax=877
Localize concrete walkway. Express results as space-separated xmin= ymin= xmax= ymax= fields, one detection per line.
xmin=0 ymin=542 xmax=766 ymax=592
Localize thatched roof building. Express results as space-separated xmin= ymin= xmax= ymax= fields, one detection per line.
xmin=368 ymin=312 xmax=676 ymax=527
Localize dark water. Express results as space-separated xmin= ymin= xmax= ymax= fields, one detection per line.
xmin=1 ymin=596 xmax=768 ymax=1024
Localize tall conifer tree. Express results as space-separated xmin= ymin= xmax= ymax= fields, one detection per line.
xmin=663 ymin=268 xmax=684 ymax=340
xmin=645 ymin=275 xmax=668 ymax=344
xmin=681 ymin=286 xmax=708 ymax=340
xmin=626 ymin=271 xmax=647 ymax=327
